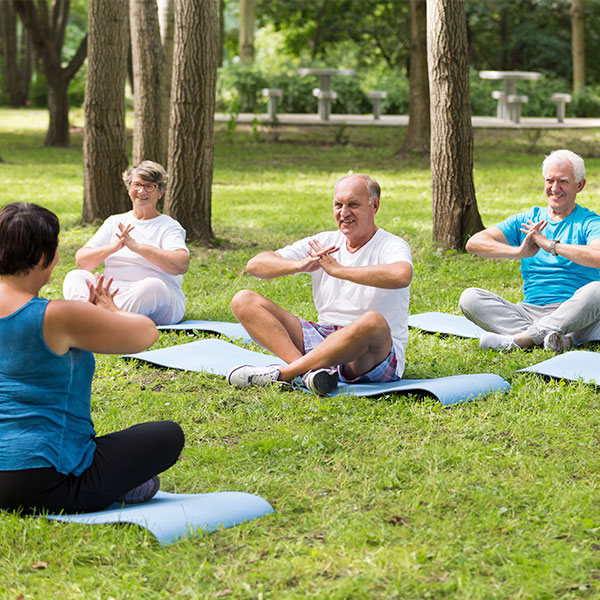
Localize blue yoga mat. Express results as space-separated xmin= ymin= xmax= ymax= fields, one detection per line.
xmin=43 ymin=491 xmax=273 ymax=546
xmin=519 ymin=350 xmax=600 ymax=385
xmin=158 ymin=320 xmax=252 ymax=343
xmin=125 ymin=338 xmax=509 ymax=406
xmin=408 ymin=312 xmax=485 ymax=339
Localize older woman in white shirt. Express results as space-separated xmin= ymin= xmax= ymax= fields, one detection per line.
xmin=63 ymin=161 xmax=189 ymax=325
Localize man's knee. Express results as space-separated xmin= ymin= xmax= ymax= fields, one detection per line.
xmin=231 ymin=289 xmax=262 ymax=316
xmin=354 ymin=311 xmax=390 ymax=336
xmin=459 ymin=287 xmax=482 ymax=315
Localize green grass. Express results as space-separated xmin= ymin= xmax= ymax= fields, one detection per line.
xmin=2 ymin=109 xmax=600 ymax=598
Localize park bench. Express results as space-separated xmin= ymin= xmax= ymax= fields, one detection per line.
xmin=312 ymin=88 xmax=338 ymax=121
xmin=262 ymin=88 xmax=283 ymax=120
xmin=507 ymin=94 xmax=528 ymax=123
xmin=551 ymin=93 xmax=571 ymax=123
xmin=366 ymin=91 xmax=387 ymax=120
xmin=491 ymin=90 xmax=505 ymax=118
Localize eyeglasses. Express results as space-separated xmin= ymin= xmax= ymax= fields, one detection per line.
xmin=130 ymin=182 xmax=159 ymax=192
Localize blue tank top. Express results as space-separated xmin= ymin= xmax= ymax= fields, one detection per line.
xmin=0 ymin=297 xmax=96 ymax=475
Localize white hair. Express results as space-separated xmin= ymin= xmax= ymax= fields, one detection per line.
xmin=542 ymin=149 xmax=585 ymax=183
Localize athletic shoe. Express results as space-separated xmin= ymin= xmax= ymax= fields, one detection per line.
xmin=226 ymin=364 xmax=281 ymax=388
xmin=479 ymin=332 xmax=518 ymax=351
xmin=118 ymin=476 xmax=160 ymax=504
xmin=543 ymin=331 xmax=573 ymax=353
xmin=301 ymin=368 xmax=339 ymax=396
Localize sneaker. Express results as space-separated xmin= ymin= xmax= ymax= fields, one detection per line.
xmin=226 ymin=364 xmax=281 ymax=388
xmin=118 ymin=476 xmax=160 ymax=504
xmin=543 ymin=331 xmax=573 ymax=353
xmin=479 ymin=332 xmax=519 ymax=351
xmin=301 ymin=368 xmax=339 ymax=396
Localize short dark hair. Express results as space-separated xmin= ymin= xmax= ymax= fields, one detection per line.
xmin=0 ymin=203 xmax=60 ymax=275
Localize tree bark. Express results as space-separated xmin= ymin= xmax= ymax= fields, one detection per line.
xmin=165 ymin=0 xmax=218 ymax=244
xmin=82 ymin=0 xmax=129 ymax=223
xmin=400 ymin=0 xmax=430 ymax=154
xmin=427 ymin=0 xmax=484 ymax=250
xmin=130 ymin=0 xmax=166 ymax=166
xmin=571 ymin=0 xmax=585 ymax=93
xmin=0 ymin=0 xmax=32 ymax=107
xmin=238 ymin=0 xmax=255 ymax=64
xmin=158 ymin=0 xmax=174 ymax=168
xmin=13 ymin=0 xmax=87 ymax=147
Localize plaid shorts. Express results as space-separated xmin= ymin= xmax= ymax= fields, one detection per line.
xmin=299 ymin=318 xmax=400 ymax=383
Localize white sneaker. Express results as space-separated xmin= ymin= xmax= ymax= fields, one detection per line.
xmin=226 ymin=365 xmax=281 ymax=388
xmin=543 ymin=331 xmax=573 ymax=353
xmin=479 ymin=332 xmax=518 ymax=351
xmin=300 ymin=368 xmax=339 ymax=396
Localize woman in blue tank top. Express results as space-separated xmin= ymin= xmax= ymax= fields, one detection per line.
xmin=0 ymin=203 xmax=184 ymax=514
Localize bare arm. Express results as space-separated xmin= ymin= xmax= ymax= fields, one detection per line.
xmin=75 ymin=242 xmax=122 ymax=271
xmin=465 ymin=225 xmax=542 ymax=260
xmin=43 ymin=275 xmax=158 ymax=355
xmin=116 ymin=224 xmax=189 ymax=275
xmin=527 ymin=228 xmax=600 ymax=268
xmin=246 ymin=250 xmax=334 ymax=279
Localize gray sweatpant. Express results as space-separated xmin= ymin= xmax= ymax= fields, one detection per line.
xmin=459 ymin=281 xmax=600 ymax=346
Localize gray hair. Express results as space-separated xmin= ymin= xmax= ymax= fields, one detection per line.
xmin=335 ymin=174 xmax=381 ymax=204
xmin=542 ymin=150 xmax=585 ymax=183
xmin=122 ymin=160 xmax=168 ymax=191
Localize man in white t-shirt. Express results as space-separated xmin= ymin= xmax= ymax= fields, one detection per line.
xmin=227 ymin=174 xmax=413 ymax=396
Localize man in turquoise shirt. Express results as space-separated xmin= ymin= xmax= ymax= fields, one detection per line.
xmin=460 ymin=149 xmax=600 ymax=352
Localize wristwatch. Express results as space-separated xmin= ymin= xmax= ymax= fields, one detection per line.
xmin=549 ymin=240 xmax=560 ymax=256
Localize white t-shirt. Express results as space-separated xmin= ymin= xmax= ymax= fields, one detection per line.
xmin=277 ymin=228 xmax=412 ymax=376
xmin=85 ymin=211 xmax=189 ymax=294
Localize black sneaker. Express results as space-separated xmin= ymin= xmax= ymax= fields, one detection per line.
xmin=301 ymin=368 xmax=338 ymax=396
xmin=118 ymin=476 xmax=160 ymax=504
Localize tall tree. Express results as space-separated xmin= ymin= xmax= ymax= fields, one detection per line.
xmin=165 ymin=0 xmax=218 ymax=244
xmin=427 ymin=0 xmax=483 ymax=250
xmin=239 ymin=0 xmax=255 ymax=63
xmin=13 ymin=0 xmax=87 ymax=147
xmin=130 ymin=0 xmax=165 ymax=166
xmin=158 ymin=0 xmax=175 ymax=167
xmin=0 ymin=0 xmax=32 ymax=107
xmin=82 ymin=0 xmax=129 ymax=223
xmin=400 ymin=0 xmax=429 ymax=154
xmin=571 ymin=0 xmax=585 ymax=93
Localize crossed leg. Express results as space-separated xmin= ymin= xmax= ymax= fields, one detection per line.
xmin=230 ymin=289 xmax=392 ymax=381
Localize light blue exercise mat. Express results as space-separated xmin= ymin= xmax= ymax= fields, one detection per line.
xmin=519 ymin=350 xmax=600 ymax=385
xmin=42 ymin=491 xmax=274 ymax=546
xmin=408 ymin=312 xmax=485 ymax=339
xmin=124 ymin=338 xmax=509 ymax=406
xmin=158 ymin=320 xmax=252 ymax=343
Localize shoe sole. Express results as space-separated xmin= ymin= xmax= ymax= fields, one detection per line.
xmin=226 ymin=364 xmax=250 ymax=387
xmin=307 ymin=370 xmax=338 ymax=395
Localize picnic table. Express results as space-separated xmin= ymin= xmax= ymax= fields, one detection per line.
xmin=479 ymin=70 xmax=542 ymax=121
xmin=296 ymin=68 xmax=356 ymax=120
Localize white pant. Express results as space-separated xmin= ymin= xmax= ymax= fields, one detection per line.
xmin=459 ymin=282 xmax=600 ymax=346
xmin=62 ymin=269 xmax=185 ymax=326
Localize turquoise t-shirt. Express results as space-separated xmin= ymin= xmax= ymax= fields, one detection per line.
xmin=497 ymin=205 xmax=600 ymax=305
xmin=0 ymin=297 xmax=96 ymax=475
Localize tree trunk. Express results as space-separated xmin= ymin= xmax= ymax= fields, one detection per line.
xmin=13 ymin=0 xmax=87 ymax=147
xmin=571 ymin=0 xmax=585 ymax=93
xmin=82 ymin=0 xmax=129 ymax=223
xmin=218 ymin=0 xmax=225 ymax=65
xmin=130 ymin=0 xmax=166 ymax=166
xmin=427 ymin=0 xmax=484 ymax=250
xmin=165 ymin=0 xmax=218 ymax=244
xmin=0 ymin=0 xmax=30 ymax=107
xmin=400 ymin=0 xmax=430 ymax=154
xmin=238 ymin=0 xmax=255 ymax=64
xmin=158 ymin=0 xmax=175 ymax=168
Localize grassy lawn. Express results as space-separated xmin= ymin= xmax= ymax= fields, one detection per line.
xmin=2 ymin=108 xmax=600 ymax=599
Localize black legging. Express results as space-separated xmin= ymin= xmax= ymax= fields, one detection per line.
xmin=0 ymin=420 xmax=184 ymax=514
